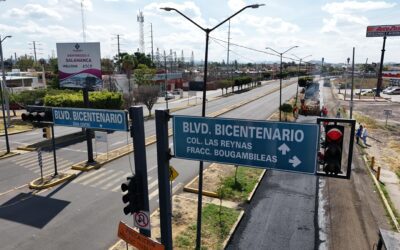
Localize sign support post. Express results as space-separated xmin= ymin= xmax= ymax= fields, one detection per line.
xmin=130 ymin=106 xmax=151 ymax=237
xmin=83 ymin=88 xmax=95 ymax=163
xmin=51 ymin=124 xmax=58 ymax=176
xmin=155 ymin=109 xmax=172 ymax=250
xmin=377 ymin=35 xmax=386 ymax=97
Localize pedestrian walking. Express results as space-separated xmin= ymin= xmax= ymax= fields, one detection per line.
xmin=362 ymin=126 xmax=368 ymax=146
xmin=356 ymin=124 xmax=363 ymax=144
xmin=336 ymin=108 xmax=341 ymax=118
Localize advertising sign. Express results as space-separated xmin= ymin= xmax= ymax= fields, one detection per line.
xmin=52 ymin=107 xmax=128 ymax=131
xmin=173 ymin=116 xmax=319 ymax=174
xmin=366 ymin=25 xmax=400 ymax=37
xmin=56 ymin=42 xmax=102 ymax=89
xmin=383 ymin=71 xmax=400 ymax=79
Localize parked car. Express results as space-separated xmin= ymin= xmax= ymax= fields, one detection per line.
xmin=386 ymin=87 xmax=400 ymax=95
xmin=164 ymin=91 xmax=175 ymax=100
xmin=172 ymin=88 xmax=182 ymax=95
xmin=383 ymin=86 xmax=396 ymax=94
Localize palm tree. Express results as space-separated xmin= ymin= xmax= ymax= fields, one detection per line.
xmin=121 ymin=54 xmax=137 ymax=92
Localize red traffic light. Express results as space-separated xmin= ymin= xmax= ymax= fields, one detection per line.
xmin=326 ymin=128 xmax=343 ymax=141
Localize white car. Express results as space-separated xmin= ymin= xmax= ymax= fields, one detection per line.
xmin=383 ymin=86 xmax=396 ymax=94
xmin=386 ymin=87 xmax=400 ymax=95
xmin=164 ymin=91 xmax=175 ymax=100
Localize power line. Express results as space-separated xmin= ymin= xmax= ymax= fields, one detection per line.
xmin=210 ymin=36 xmax=302 ymax=63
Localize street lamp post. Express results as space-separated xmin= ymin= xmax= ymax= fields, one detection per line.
xmin=266 ymin=46 xmax=298 ymax=121
xmin=292 ymin=54 xmax=312 ymax=108
xmin=161 ymin=4 xmax=264 ymax=249
xmin=0 ymin=35 xmax=11 ymax=154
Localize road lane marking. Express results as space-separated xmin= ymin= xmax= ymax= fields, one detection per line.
xmin=106 ymin=172 xmax=131 ymax=191
xmin=80 ymin=170 xmax=114 ymax=186
xmin=72 ymin=168 xmax=107 ymax=183
xmin=90 ymin=171 xmax=122 ymax=188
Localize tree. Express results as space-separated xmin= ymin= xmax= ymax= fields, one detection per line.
xmin=122 ymin=54 xmax=137 ymax=92
xmin=216 ymin=79 xmax=233 ymax=95
xmin=279 ymin=103 xmax=293 ymax=121
xmin=133 ymin=85 xmax=159 ymax=117
xmin=15 ymin=55 xmax=34 ymax=71
xmin=133 ymin=64 xmax=156 ymax=86
xmin=133 ymin=52 xmax=155 ymax=68
xmin=101 ymin=58 xmax=114 ymax=75
xmin=132 ymin=64 xmax=157 ymax=116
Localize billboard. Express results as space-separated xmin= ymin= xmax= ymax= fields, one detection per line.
xmin=366 ymin=25 xmax=400 ymax=37
xmin=56 ymin=42 xmax=102 ymax=89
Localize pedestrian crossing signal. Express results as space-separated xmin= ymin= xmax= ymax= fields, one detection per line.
xmin=42 ymin=127 xmax=52 ymax=139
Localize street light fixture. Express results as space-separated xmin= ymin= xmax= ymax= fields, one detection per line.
xmin=291 ymin=54 xmax=312 ymax=108
xmin=0 ymin=35 xmax=11 ymax=154
xmin=161 ymin=4 xmax=264 ymax=249
xmin=266 ymin=45 xmax=298 ymax=121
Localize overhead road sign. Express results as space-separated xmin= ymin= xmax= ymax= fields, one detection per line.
xmin=173 ymin=116 xmax=319 ymax=174
xmin=52 ymin=107 xmax=128 ymax=131
xmin=366 ymin=25 xmax=400 ymax=37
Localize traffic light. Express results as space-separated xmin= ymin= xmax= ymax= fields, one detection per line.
xmin=323 ymin=125 xmax=344 ymax=175
xmin=42 ymin=127 xmax=52 ymax=139
xmin=21 ymin=106 xmax=53 ymax=123
xmin=121 ymin=175 xmax=144 ymax=215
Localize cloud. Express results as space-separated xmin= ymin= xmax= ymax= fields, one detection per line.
xmin=321 ymin=1 xmax=397 ymax=34
xmin=235 ymin=14 xmax=300 ymax=34
xmin=322 ymin=1 xmax=396 ymax=14
xmin=227 ymin=0 xmax=247 ymax=10
xmin=3 ymin=4 xmax=62 ymax=20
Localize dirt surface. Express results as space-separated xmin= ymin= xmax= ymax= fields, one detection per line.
xmin=188 ymin=164 xmax=236 ymax=192
xmin=321 ymin=83 xmax=392 ymax=249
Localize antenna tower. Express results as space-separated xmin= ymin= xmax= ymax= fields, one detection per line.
xmin=137 ymin=11 xmax=145 ymax=53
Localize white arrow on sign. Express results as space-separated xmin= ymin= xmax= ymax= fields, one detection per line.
xmin=289 ymin=156 xmax=301 ymax=168
xmin=278 ymin=143 xmax=290 ymax=155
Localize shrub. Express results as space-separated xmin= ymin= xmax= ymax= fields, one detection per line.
xmin=44 ymin=91 xmax=123 ymax=109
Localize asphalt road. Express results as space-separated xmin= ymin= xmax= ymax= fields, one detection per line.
xmin=0 ymin=79 xmax=299 ymax=249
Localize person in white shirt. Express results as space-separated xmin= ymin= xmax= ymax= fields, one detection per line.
xmin=362 ymin=127 xmax=368 ymax=145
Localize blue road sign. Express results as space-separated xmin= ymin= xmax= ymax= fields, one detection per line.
xmin=173 ymin=116 xmax=320 ymax=174
xmin=52 ymin=107 xmax=128 ymax=131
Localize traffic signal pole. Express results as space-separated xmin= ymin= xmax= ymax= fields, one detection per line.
xmin=83 ymin=88 xmax=95 ymax=163
xmin=155 ymin=109 xmax=172 ymax=250
xmin=51 ymin=124 xmax=58 ymax=176
xmin=129 ymin=106 xmax=151 ymax=237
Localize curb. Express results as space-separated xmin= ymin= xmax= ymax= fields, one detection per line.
xmin=17 ymin=131 xmax=85 ymax=151
xmin=222 ymin=210 xmax=245 ymax=249
xmin=361 ymin=152 xmax=400 ymax=232
xmin=246 ymin=169 xmax=267 ymax=203
xmin=182 ymin=164 xmax=220 ymax=198
xmin=0 ymin=128 xmax=33 ymax=137
xmin=29 ymin=172 xmax=77 ymax=190
xmin=0 ymin=151 xmax=20 ymax=160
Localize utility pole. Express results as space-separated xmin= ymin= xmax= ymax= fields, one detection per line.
xmin=0 ymin=35 xmax=11 ymax=153
xmin=150 ymin=23 xmax=154 ymax=62
xmin=164 ymin=50 xmax=168 ymax=108
xmin=227 ymin=20 xmax=231 ymax=79
xmin=81 ymin=0 xmax=86 ymax=42
xmin=32 ymin=41 xmax=37 ymax=63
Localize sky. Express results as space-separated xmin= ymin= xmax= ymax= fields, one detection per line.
xmin=0 ymin=0 xmax=399 ymax=64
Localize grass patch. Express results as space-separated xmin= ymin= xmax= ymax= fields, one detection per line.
xmin=174 ymin=204 xmax=240 ymax=250
xmin=0 ymin=119 xmax=33 ymax=134
xmin=379 ymin=183 xmax=400 ymax=230
xmin=354 ymin=113 xmax=379 ymax=129
xmin=217 ymin=166 xmax=263 ymax=202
